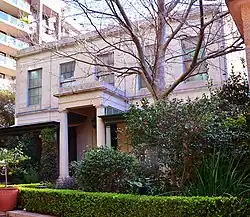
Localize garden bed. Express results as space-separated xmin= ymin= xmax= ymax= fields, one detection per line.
xmin=17 ymin=185 xmax=250 ymax=217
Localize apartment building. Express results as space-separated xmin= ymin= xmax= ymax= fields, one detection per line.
xmin=0 ymin=5 xmax=234 ymax=178
xmin=0 ymin=0 xmax=79 ymax=90
xmin=0 ymin=0 xmax=30 ymax=89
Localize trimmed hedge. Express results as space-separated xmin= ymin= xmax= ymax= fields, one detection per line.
xmin=17 ymin=186 xmax=250 ymax=217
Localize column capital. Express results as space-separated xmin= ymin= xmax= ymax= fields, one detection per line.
xmin=95 ymin=104 xmax=104 ymax=109
xmin=59 ymin=108 xmax=68 ymax=113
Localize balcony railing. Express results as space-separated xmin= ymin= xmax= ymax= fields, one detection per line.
xmin=0 ymin=55 xmax=16 ymax=69
xmin=7 ymin=0 xmax=30 ymax=13
xmin=0 ymin=10 xmax=29 ymax=32
xmin=0 ymin=32 xmax=29 ymax=50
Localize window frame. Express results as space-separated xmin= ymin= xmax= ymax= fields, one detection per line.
xmin=60 ymin=61 xmax=76 ymax=87
xmin=28 ymin=68 xmax=42 ymax=106
xmin=144 ymin=44 xmax=156 ymax=66
xmin=96 ymin=52 xmax=115 ymax=85
xmin=138 ymin=74 xmax=147 ymax=89
xmin=181 ymin=37 xmax=208 ymax=82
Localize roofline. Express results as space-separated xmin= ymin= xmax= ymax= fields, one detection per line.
xmin=17 ymin=5 xmax=219 ymax=58
xmin=0 ymin=121 xmax=59 ymax=136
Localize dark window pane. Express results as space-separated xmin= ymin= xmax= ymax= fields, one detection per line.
xmin=139 ymin=74 xmax=147 ymax=89
xmin=96 ymin=53 xmax=114 ymax=85
xmin=60 ymin=61 xmax=75 ymax=83
xmin=28 ymin=69 xmax=42 ymax=106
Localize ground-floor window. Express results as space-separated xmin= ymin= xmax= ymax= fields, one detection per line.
xmin=105 ymin=124 xmax=118 ymax=149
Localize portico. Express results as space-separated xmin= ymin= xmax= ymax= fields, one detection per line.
xmin=55 ymin=81 xmax=128 ymax=178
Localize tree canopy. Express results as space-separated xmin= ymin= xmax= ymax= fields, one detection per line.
xmin=56 ymin=0 xmax=244 ymax=99
xmin=0 ymin=90 xmax=15 ymax=127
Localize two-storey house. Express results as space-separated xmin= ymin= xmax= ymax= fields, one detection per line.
xmin=0 ymin=6 xmax=233 ymax=179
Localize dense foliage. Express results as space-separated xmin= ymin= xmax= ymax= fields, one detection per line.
xmin=2 ymin=133 xmax=40 ymax=184
xmin=0 ymin=90 xmax=15 ymax=127
xmin=18 ymin=186 xmax=250 ymax=217
xmin=40 ymin=128 xmax=58 ymax=182
xmin=186 ymin=151 xmax=250 ymax=197
xmin=0 ymin=146 xmax=29 ymax=185
xmin=56 ymin=176 xmax=78 ymax=190
xmin=125 ymin=74 xmax=250 ymax=194
xmin=72 ymin=147 xmax=138 ymax=193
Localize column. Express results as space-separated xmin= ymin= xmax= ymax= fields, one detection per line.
xmin=96 ymin=106 xmax=106 ymax=147
xmin=59 ymin=110 xmax=69 ymax=178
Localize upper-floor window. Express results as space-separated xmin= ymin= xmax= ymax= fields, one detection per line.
xmin=145 ymin=44 xmax=155 ymax=66
xmin=42 ymin=14 xmax=49 ymax=34
xmin=60 ymin=61 xmax=76 ymax=87
xmin=138 ymin=44 xmax=155 ymax=89
xmin=181 ymin=37 xmax=208 ymax=82
xmin=96 ymin=52 xmax=115 ymax=85
xmin=138 ymin=74 xmax=147 ymax=89
xmin=28 ymin=68 xmax=42 ymax=106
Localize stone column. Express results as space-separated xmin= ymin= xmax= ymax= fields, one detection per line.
xmin=96 ymin=106 xmax=105 ymax=147
xmin=59 ymin=109 xmax=69 ymax=178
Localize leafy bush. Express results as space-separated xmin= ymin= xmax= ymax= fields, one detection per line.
xmin=186 ymin=152 xmax=250 ymax=197
xmin=22 ymin=166 xmax=40 ymax=184
xmin=125 ymin=74 xmax=250 ymax=191
xmin=2 ymin=133 xmax=41 ymax=184
xmin=18 ymin=186 xmax=250 ymax=217
xmin=129 ymin=160 xmax=171 ymax=195
xmin=72 ymin=147 xmax=138 ymax=193
xmin=56 ymin=177 xmax=78 ymax=190
xmin=0 ymin=90 xmax=15 ymax=127
xmin=40 ymin=128 xmax=58 ymax=182
xmin=0 ymin=146 xmax=29 ymax=185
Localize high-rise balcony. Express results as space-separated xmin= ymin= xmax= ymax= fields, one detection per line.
xmin=0 ymin=55 xmax=16 ymax=76
xmin=0 ymin=0 xmax=31 ymax=17
xmin=0 ymin=32 xmax=29 ymax=55
xmin=0 ymin=10 xmax=31 ymax=37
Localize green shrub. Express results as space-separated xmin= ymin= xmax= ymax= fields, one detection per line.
xmin=72 ymin=147 xmax=138 ymax=193
xmin=56 ymin=176 xmax=78 ymax=190
xmin=129 ymin=160 xmax=171 ymax=195
xmin=125 ymin=74 xmax=250 ymax=191
xmin=40 ymin=128 xmax=58 ymax=182
xmin=18 ymin=186 xmax=250 ymax=217
xmin=186 ymin=152 xmax=250 ymax=197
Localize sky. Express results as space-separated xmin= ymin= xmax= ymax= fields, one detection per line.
xmin=62 ymin=0 xmax=227 ymax=33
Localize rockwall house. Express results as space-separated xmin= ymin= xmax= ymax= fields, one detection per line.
xmin=0 ymin=6 xmax=230 ymax=179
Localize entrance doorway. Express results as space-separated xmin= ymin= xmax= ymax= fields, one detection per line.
xmin=68 ymin=126 xmax=77 ymax=162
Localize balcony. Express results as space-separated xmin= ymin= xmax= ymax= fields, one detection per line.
xmin=55 ymin=78 xmax=125 ymax=97
xmin=0 ymin=10 xmax=31 ymax=37
xmin=0 ymin=0 xmax=31 ymax=17
xmin=54 ymin=78 xmax=127 ymax=111
xmin=0 ymin=32 xmax=29 ymax=55
xmin=0 ymin=55 xmax=16 ymax=76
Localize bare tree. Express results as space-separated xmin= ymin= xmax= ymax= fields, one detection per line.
xmin=53 ymin=0 xmax=243 ymax=100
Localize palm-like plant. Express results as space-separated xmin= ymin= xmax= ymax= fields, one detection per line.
xmin=186 ymin=151 xmax=250 ymax=197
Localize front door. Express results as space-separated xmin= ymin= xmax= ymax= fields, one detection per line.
xmin=68 ymin=126 xmax=77 ymax=163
